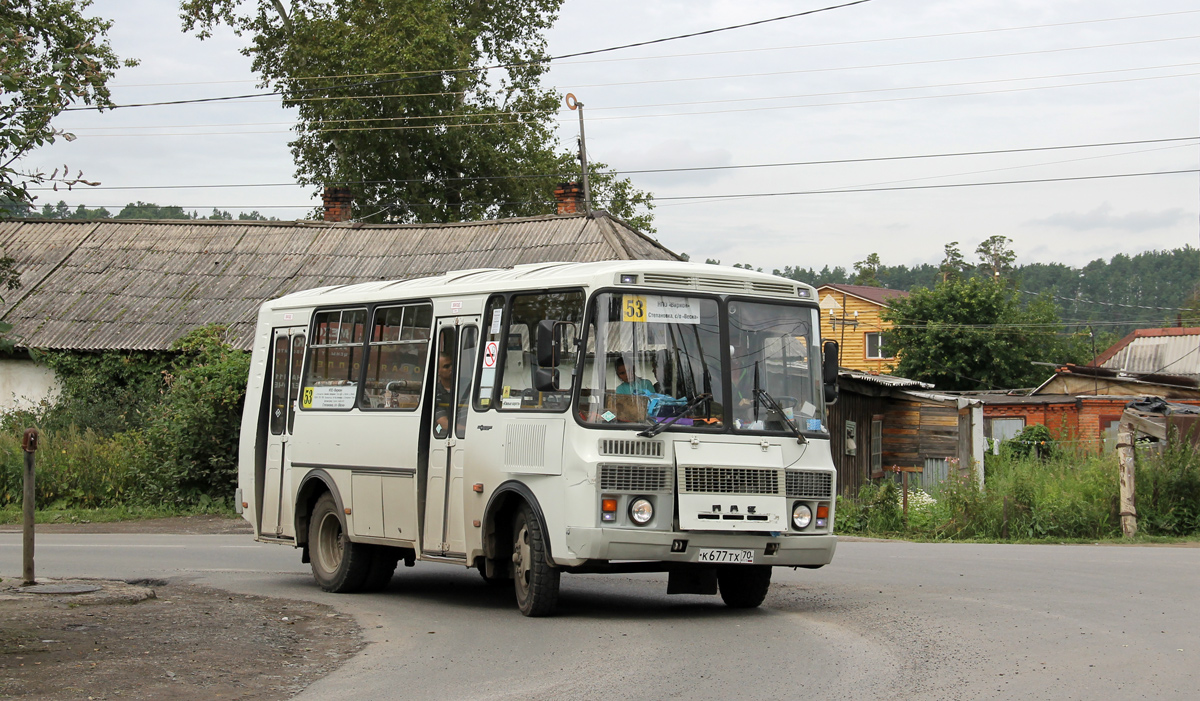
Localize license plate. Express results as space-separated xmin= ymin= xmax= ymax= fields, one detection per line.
xmin=697 ymin=548 xmax=754 ymax=564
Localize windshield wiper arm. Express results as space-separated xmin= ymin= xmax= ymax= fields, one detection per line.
xmin=638 ymin=393 xmax=712 ymax=438
xmin=754 ymin=388 xmax=808 ymax=445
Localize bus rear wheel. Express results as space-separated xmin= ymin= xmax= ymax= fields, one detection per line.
xmin=309 ymin=492 xmax=372 ymax=593
xmin=512 ymin=504 xmax=560 ymax=616
xmin=717 ymin=565 xmax=772 ymax=609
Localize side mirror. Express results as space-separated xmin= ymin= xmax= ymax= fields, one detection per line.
xmin=534 ymin=366 xmax=560 ymax=392
xmin=536 ymin=319 xmax=561 ymax=367
xmin=822 ymin=340 xmax=839 ymax=404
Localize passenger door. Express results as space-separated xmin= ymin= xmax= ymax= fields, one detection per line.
xmin=261 ymin=327 xmax=306 ymax=537
xmin=422 ymin=317 xmax=478 ymax=557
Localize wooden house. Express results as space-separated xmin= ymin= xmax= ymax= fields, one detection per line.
xmin=829 ymin=370 xmax=984 ymax=497
xmin=816 ymin=283 xmax=908 ymax=373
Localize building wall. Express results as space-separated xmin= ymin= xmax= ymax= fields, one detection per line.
xmin=0 ymin=357 xmax=59 ymax=412
xmin=827 ymin=390 xmax=889 ymax=497
xmin=982 ymin=398 xmax=1200 ymax=452
xmin=817 ymin=290 xmax=896 ymax=373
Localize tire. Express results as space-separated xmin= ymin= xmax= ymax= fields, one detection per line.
xmin=511 ymin=504 xmax=560 ymax=617
xmin=717 ymin=565 xmax=772 ymax=609
xmin=362 ymin=547 xmax=400 ymax=592
xmin=308 ymin=492 xmax=372 ymax=593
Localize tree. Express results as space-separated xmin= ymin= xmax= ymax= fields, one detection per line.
xmin=853 ymin=253 xmax=882 ymax=286
xmin=114 ymin=202 xmax=192 ymax=220
xmin=0 ymin=1 xmax=135 ymax=208
xmin=976 ymin=235 xmax=1016 ymax=280
xmin=180 ymin=0 xmax=654 ymax=229
xmin=939 ymin=241 xmax=970 ymax=282
xmin=881 ymin=277 xmax=1088 ymax=391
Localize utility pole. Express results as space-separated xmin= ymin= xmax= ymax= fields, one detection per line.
xmin=565 ymin=93 xmax=592 ymax=215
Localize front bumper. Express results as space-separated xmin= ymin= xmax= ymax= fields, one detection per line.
xmin=560 ymin=526 xmax=836 ymax=568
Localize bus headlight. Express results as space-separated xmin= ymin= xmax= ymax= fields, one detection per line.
xmin=629 ymin=497 xmax=654 ymax=525
xmin=792 ymin=503 xmax=812 ymax=530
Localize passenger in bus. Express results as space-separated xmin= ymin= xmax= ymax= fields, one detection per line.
xmin=434 ymin=352 xmax=454 ymax=435
xmin=614 ymin=357 xmax=654 ymax=395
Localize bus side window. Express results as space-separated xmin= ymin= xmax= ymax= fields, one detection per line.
xmin=302 ymin=308 xmax=366 ymax=411
xmin=474 ymin=294 xmax=505 ymax=411
xmin=358 ymin=303 xmax=432 ymax=410
xmin=500 ymin=289 xmax=584 ymax=411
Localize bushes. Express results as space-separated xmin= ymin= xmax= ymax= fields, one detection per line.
xmin=1 ymin=326 xmax=249 ymax=508
xmin=837 ymin=437 xmax=1200 ymax=540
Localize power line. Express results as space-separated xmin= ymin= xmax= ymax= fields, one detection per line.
xmin=649 ymin=168 xmax=1200 ymax=202
xmin=62 ymin=61 xmax=1200 ymax=131
xmin=65 ymin=0 xmax=876 ymax=112
xmin=28 ymin=136 xmax=1198 ymax=191
xmin=62 ymin=69 xmax=1200 ymax=136
xmin=1020 ymin=289 xmax=1192 ymax=312
xmin=108 ymin=9 xmax=1200 ymax=89
xmin=25 ymin=167 xmax=1200 ymax=214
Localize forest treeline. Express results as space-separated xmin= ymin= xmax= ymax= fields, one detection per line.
xmin=772 ymin=245 xmax=1200 ymax=337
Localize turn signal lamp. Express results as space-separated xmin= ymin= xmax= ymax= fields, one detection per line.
xmin=601 ymin=497 xmax=618 ymax=522
xmin=816 ymin=503 xmax=829 ymax=528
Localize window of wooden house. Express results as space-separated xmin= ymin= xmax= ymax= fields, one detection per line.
xmin=871 ymin=415 xmax=883 ymax=475
xmin=865 ymin=332 xmax=894 ymax=360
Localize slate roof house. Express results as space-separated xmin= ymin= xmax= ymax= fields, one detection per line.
xmin=0 ymin=208 xmax=679 ymax=409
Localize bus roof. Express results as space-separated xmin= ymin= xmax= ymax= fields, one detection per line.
xmin=265 ymin=260 xmax=817 ymax=310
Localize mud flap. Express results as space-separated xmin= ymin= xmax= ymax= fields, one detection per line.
xmin=667 ymin=565 xmax=718 ymax=595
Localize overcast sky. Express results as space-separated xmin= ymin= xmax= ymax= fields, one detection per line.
xmin=22 ymin=0 xmax=1200 ymax=274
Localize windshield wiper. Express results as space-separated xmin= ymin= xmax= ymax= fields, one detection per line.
xmin=638 ymin=393 xmax=712 ymax=438
xmin=753 ymin=388 xmax=808 ymax=445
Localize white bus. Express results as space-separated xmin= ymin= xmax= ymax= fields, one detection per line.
xmin=237 ymin=260 xmax=840 ymax=616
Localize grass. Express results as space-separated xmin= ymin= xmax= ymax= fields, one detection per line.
xmin=836 ymin=440 xmax=1200 ymax=542
xmin=0 ymin=503 xmax=238 ymax=526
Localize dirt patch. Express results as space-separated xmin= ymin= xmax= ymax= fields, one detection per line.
xmin=0 ymin=577 xmax=360 ymax=700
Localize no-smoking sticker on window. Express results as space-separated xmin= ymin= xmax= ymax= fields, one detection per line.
xmin=483 ymin=340 xmax=499 ymax=369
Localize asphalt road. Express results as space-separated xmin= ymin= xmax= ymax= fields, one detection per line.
xmin=2 ymin=533 xmax=1196 ymax=700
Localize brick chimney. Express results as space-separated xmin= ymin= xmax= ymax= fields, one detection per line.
xmin=554 ymin=182 xmax=582 ymax=215
xmin=323 ymin=187 xmax=354 ymax=222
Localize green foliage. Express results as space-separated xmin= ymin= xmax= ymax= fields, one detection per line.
xmin=11 ymin=325 xmax=250 ymax=506
xmin=36 ymin=349 xmax=173 ymax=435
xmin=882 ymin=276 xmax=1089 ymax=390
xmin=178 ymin=0 xmax=654 ymax=229
xmin=1007 ymin=423 xmax=1057 ymax=460
xmin=1136 ymin=439 xmax=1200 ymax=535
xmin=140 ymin=326 xmax=250 ymax=500
xmin=0 ymin=0 xmax=135 ymax=208
xmin=114 ymin=201 xmax=192 ymax=219
xmin=853 ymin=253 xmax=882 ymax=286
xmin=837 ymin=452 xmax=1124 ymax=540
xmin=0 ymin=427 xmax=140 ymax=508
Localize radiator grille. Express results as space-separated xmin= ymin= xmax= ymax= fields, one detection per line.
xmin=600 ymin=464 xmax=672 ymax=492
xmin=682 ymin=467 xmax=781 ymax=495
xmin=787 ymin=470 xmax=834 ymax=499
xmin=599 ymin=439 xmax=664 ymax=458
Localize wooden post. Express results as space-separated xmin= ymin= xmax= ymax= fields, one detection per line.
xmin=22 ymin=428 xmax=39 ymax=586
xmin=1115 ymin=420 xmax=1137 ymax=538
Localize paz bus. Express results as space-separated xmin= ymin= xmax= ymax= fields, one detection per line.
xmin=236 ymin=260 xmax=840 ymax=616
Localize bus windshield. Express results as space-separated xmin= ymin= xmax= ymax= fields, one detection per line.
xmin=579 ymin=292 xmax=724 ymax=429
xmin=728 ymin=300 xmax=823 ymax=434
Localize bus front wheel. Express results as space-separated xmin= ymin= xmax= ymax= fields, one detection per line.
xmin=512 ymin=504 xmax=560 ymax=616
xmin=717 ymin=565 xmax=772 ymax=608
xmin=309 ymin=492 xmax=372 ymax=593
